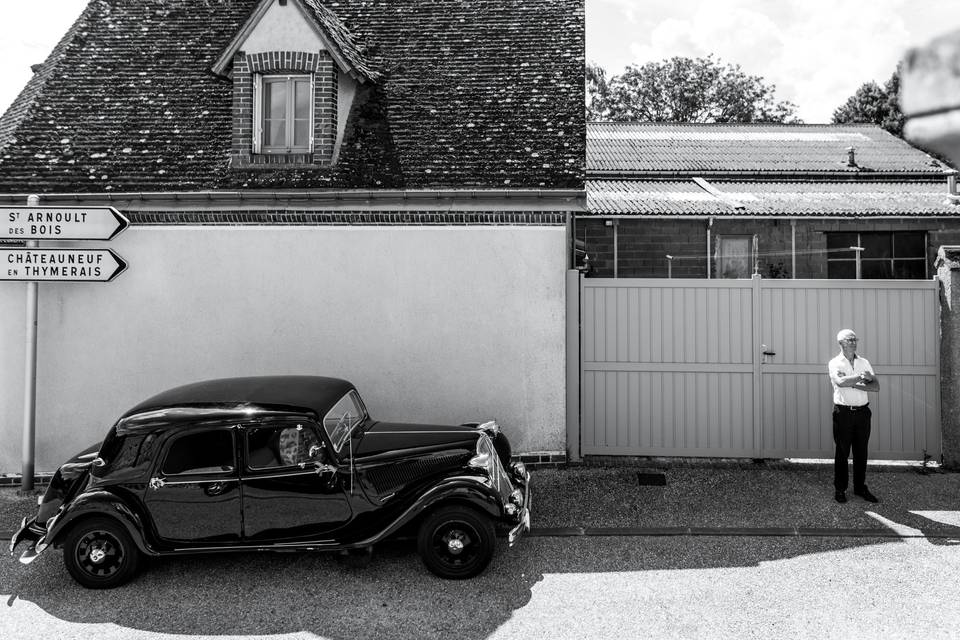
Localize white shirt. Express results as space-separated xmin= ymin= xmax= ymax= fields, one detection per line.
xmin=828 ymin=352 xmax=874 ymax=407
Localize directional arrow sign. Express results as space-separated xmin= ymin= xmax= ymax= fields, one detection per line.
xmin=1 ymin=248 xmax=127 ymax=282
xmin=2 ymin=206 xmax=129 ymax=240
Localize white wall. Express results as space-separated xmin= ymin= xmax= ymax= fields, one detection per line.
xmin=0 ymin=225 xmax=568 ymax=472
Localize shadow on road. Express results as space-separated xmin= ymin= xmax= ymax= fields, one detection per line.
xmin=4 ymin=532 xmax=935 ymax=639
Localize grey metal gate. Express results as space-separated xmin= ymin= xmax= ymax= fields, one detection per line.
xmin=580 ymin=277 xmax=940 ymax=460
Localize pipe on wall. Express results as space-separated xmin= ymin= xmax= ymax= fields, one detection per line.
xmin=791 ymin=219 xmax=797 ymax=278
xmin=706 ymin=217 xmax=714 ymax=279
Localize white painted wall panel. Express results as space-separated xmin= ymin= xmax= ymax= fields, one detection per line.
xmin=1 ymin=225 xmax=567 ymax=472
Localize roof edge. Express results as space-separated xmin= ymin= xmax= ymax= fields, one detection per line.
xmin=587 ymin=171 xmax=949 ymax=182
xmin=0 ymin=188 xmax=587 ymax=211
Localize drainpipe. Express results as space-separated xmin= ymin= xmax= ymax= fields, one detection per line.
xmin=791 ymin=219 xmax=797 ymax=278
xmin=706 ymin=217 xmax=714 ymax=279
xmin=605 ymin=219 xmax=619 ymax=278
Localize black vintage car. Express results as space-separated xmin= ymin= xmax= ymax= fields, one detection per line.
xmin=10 ymin=376 xmax=530 ymax=588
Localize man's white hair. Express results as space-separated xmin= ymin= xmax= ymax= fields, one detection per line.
xmin=837 ymin=329 xmax=857 ymax=343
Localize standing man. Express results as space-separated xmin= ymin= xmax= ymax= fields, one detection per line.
xmin=828 ymin=329 xmax=880 ymax=504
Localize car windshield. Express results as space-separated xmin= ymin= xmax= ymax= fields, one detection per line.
xmin=322 ymin=391 xmax=366 ymax=453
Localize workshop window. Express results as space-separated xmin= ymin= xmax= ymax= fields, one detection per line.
xmin=715 ymin=235 xmax=755 ymax=279
xmin=826 ymin=231 xmax=927 ymax=279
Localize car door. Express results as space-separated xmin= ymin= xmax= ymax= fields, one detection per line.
xmin=240 ymin=419 xmax=353 ymax=542
xmin=143 ymin=424 xmax=242 ymax=544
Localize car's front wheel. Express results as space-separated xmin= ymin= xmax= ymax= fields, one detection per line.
xmin=62 ymin=517 xmax=141 ymax=589
xmin=417 ymin=505 xmax=495 ymax=579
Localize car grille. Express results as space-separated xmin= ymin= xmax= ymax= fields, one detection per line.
xmin=366 ymin=453 xmax=468 ymax=495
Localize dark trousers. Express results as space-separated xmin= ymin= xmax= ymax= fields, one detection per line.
xmin=832 ymin=405 xmax=872 ymax=492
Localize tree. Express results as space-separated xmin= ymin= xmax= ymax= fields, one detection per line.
xmin=586 ymin=62 xmax=610 ymax=121
xmin=832 ymin=66 xmax=904 ymax=136
xmin=586 ymin=55 xmax=799 ymax=123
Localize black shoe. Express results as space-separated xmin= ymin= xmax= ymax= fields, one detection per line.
xmin=835 ymin=491 xmax=847 ymax=503
xmin=854 ymin=487 xmax=879 ymax=503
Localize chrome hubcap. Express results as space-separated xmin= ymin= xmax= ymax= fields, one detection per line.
xmin=447 ymin=536 xmax=465 ymax=555
xmin=89 ymin=546 xmax=106 ymax=564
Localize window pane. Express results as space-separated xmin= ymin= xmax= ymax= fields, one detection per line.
xmin=266 ymin=120 xmax=285 ymax=147
xmin=717 ymin=236 xmax=752 ymax=279
xmin=248 ymin=424 xmax=325 ymax=468
xmin=293 ymin=119 xmax=310 ymax=147
xmin=295 ymin=80 xmax=311 ymax=120
xmin=861 ymin=259 xmax=893 ymax=279
xmin=894 ymin=259 xmax=927 ymax=279
xmin=266 ymin=81 xmax=287 ymax=120
xmin=827 ymin=260 xmax=856 ymax=279
xmin=826 ymin=232 xmax=857 ymax=260
xmin=163 ymin=430 xmax=234 ymax=474
xmin=861 ymin=233 xmax=892 ymax=259
xmin=323 ymin=391 xmax=364 ymax=451
xmin=893 ymin=232 xmax=925 ymax=258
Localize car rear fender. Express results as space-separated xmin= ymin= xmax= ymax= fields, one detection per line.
xmin=45 ymin=490 xmax=157 ymax=556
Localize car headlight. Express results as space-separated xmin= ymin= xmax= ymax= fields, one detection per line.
xmin=468 ymin=435 xmax=497 ymax=474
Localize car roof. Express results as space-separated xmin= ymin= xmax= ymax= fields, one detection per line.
xmin=117 ymin=376 xmax=356 ymax=429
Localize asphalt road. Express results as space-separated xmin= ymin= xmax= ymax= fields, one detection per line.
xmin=3 ymin=520 xmax=959 ymax=640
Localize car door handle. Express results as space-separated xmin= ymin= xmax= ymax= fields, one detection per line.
xmin=149 ymin=477 xmax=165 ymax=490
xmin=205 ymin=482 xmax=227 ymax=496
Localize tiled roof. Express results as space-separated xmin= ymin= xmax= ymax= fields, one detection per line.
xmin=587 ymin=122 xmax=947 ymax=177
xmin=0 ymin=0 xmax=584 ymax=193
xmin=0 ymin=1 xmax=96 ymax=154
xmin=300 ymin=0 xmax=381 ymax=81
xmin=587 ymin=179 xmax=960 ymax=217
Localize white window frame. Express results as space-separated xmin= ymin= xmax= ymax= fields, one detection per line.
xmin=252 ymin=73 xmax=315 ymax=154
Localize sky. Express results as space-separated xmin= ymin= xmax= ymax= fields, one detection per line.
xmin=0 ymin=0 xmax=957 ymax=123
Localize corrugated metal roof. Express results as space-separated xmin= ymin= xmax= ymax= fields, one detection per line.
xmin=587 ymin=122 xmax=947 ymax=176
xmin=586 ymin=179 xmax=960 ymax=217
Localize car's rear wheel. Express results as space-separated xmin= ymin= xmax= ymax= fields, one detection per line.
xmin=63 ymin=517 xmax=141 ymax=589
xmin=417 ymin=505 xmax=495 ymax=579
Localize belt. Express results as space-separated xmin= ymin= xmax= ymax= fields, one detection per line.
xmin=835 ymin=404 xmax=869 ymax=411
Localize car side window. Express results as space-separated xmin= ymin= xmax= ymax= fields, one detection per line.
xmin=161 ymin=429 xmax=235 ymax=475
xmin=247 ymin=423 xmax=326 ymax=469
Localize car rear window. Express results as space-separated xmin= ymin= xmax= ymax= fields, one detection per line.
xmin=162 ymin=430 xmax=235 ymax=475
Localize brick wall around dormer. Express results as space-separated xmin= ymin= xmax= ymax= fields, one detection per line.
xmin=230 ymin=50 xmax=337 ymax=168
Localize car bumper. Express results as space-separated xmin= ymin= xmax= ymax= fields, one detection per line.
xmin=9 ymin=517 xmax=50 ymax=565
xmin=507 ymin=464 xmax=531 ymax=546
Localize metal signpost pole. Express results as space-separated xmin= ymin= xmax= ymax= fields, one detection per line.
xmin=22 ymin=194 xmax=39 ymax=492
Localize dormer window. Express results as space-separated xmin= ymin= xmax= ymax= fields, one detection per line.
xmin=212 ymin=0 xmax=380 ymax=170
xmin=256 ymin=74 xmax=313 ymax=154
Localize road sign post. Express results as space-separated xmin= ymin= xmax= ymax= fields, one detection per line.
xmin=3 ymin=200 xmax=130 ymax=491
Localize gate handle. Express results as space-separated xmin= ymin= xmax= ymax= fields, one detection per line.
xmin=761 ymin=344 xmax=776 ymax=356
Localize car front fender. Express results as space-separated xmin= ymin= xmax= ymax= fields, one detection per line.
xmin=351 ymin=474 xmax=503 ymax=547
xmin=44 ymin=489 xmax=157 ymax=556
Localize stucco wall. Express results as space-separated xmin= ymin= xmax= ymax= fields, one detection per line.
xmin=0 ymin=225 xmax=567 ymax=473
